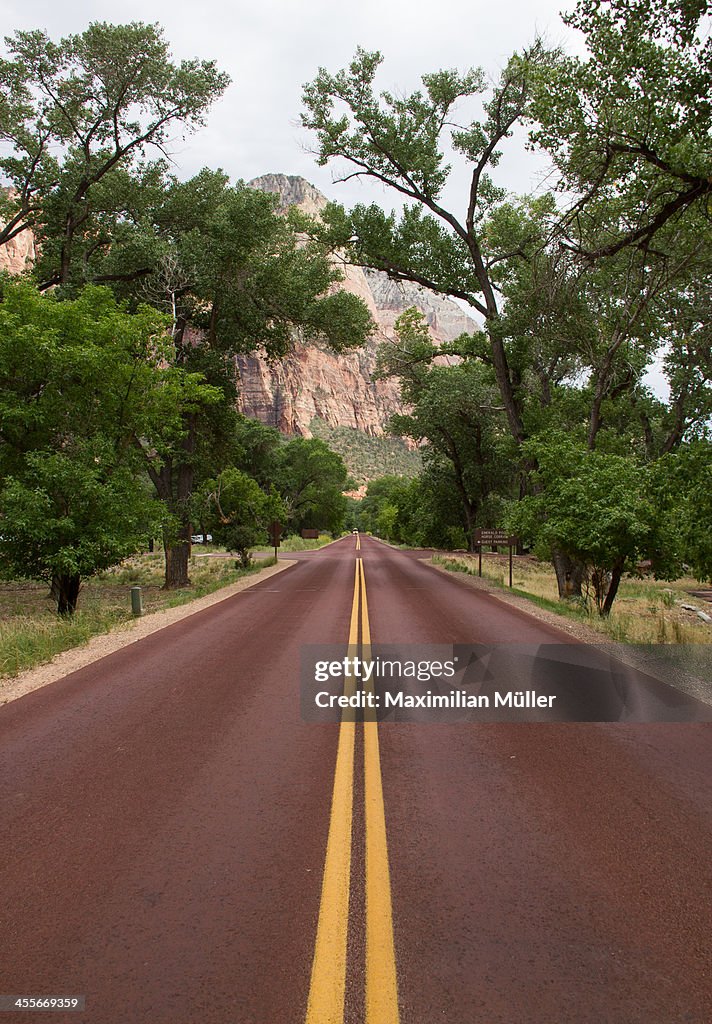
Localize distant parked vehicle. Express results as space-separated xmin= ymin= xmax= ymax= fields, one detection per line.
xmin=191 ymin=534 xmax=213 ymax=544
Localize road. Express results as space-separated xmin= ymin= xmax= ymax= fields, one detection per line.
xmin=1 ymin=535 xmax=710 ymax=1023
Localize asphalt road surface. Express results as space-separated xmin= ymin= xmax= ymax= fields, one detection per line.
xmin=1 ymin=535 xmax=710 ymax=1023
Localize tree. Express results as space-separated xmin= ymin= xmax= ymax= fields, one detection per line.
xmin=300 ymin=38 xmax=711 ymax=605
xmin=101 ymin=172 xmax=374 ymax=587
xmin=507 ymin=435 xmax=679 ymax=615
xmin=199 ymin=468 xmax=285 ymax=568
xmin=0 ymin=21 xmax=229 ymax=286
xmin=379 ymin=308 xmax=518 ymax=549
xmin=664 ymin=439 xmax=712 ymax=583
xmin=529 ymin=0 xmax=712 ymax=258
xmin=0 ymin=281 xmax=189 ymax=613
xmin=357 ymin=475 xmax=423 ymax=545
xmin=273 ymin=437 xmax=350 ymax=535
xmin=301 ymin=44 xmax=555 ymax=447
xmin=0 ymin=445 xmax=160 ymax=614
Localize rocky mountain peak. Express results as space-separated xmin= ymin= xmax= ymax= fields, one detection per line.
xmin=248 ymin=174 xmax=327 ymax=217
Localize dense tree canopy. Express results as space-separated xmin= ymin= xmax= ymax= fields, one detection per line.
xmin=1 ymin=11 xmax=710 ymax=620
xmin=0 ymin=282 xmax=195 ymax=612
xmin=300 ymin=21 xmax=712 ymax=611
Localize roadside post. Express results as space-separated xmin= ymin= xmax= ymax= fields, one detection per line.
xmin=268 ymin=521 xmax=282 ymax=561
xmin=474 ymin=529 xmax=518 ymax=587
xmin=130 ymin=586 xmax=143 ymax=616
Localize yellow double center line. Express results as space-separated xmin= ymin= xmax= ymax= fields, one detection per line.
xmin=305 ymin=556 xmax=399 ymax=1024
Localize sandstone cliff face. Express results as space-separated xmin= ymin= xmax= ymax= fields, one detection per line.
xmin=0 ymin=175 xmax=476 ymax=440
xmin=0 ymin=189 xmax=35 ymax=274
xmin=239 ymin=174 xmax=475 ymax=436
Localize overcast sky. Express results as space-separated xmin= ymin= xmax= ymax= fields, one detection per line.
xmin=0 ymin=0 xmax=581 ymax=215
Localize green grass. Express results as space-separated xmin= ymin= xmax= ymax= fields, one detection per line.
xmin=277 ymin=533 xmax=334 ymax=552
xmin=0 ymin=604 xmax=131 ymax=679
xmin=0 ymin=553 xmax=277 ymax=679
xmin=432 ymin=553 xmax=711 ymax=645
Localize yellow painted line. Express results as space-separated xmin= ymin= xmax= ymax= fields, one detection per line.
xmin=305 ymin=558 xmax=399 ymax=1024
xmin=360 ymin=560 xmax=400 ymax=1024
xmin=304 ymin=561 xmax=360 ymax=1024
xmin=349 ymin=558 xmax=360 ymax=650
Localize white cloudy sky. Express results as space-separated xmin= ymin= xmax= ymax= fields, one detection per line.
xmin=0 ymin=0 xmax=581 ymax=215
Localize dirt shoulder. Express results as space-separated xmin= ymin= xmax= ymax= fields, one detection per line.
xmin=0 ymin=559 xmax=296 ymax=707
xmin=427 ymin=559 xmax=602 ymax=643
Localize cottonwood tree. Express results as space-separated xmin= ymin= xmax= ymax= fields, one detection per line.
xmin=198 ymin=468 xmax=285 ymax=568
xmin=301 ymin=44 xmax=556 ymax=448
xmin=507 ymin=434 xmax=680 ymax=615
xmin=273 ymin=437 xmax=351 ymax=535
xmin=0 ymin=21 xmax=229 ymax=286
xmin=530 ymin=0 xmax=712 ymax=258
xmin=378 ymin=309 xmax=517 ymax=549
xmin=107 ymin=172 xmax=374 ymax=587
xmin=0 ymin=282 xmax=211 ymax=613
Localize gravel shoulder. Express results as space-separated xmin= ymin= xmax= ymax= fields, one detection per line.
xmin=0 ymin=559 xmax=296 ymax=707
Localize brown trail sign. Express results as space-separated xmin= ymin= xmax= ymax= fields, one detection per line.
xmin=474 ymin=528 xmax=518 ymax=588
xmin=268 ymin=521 xmax=282 ymax=560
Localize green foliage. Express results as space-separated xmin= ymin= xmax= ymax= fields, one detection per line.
xmin=0 ymin=21 xmax=230 ymax=285
xmin=130 ymin=174 xmax=374 ymax=359
xmin=0 ymin=282 xmax=172 ymax=611
xmin=378 ymin=309 xmax=518 ymax=547
xmin=200 ymin=467 xmax=284 ymax=567
xmin=309 ymin=418 xmax=421 ymax=485
xmin=529 ymin=0 xmax=712 ymax=256
xmin=92 ymin=169 xmax=372 ymax=586
xmin=661 ymin=439 xmax=712 ymax=582
xmin=0 ymin=444 xmax=161 ymax=586
xmin=203 ymin=418 xmax=355 ymax=542
xmin=274 ymin=437 xmax=349 ymax=534
xmin=506 ymin=435 xmax=680 ymax=614
xmin=357 ymin=475 xmax=424 ymax=545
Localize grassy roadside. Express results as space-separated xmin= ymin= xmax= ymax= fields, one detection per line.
xmin=277 ymin=533 xmax=336 ymax=552
xmin=433 ymin=553 xmax=712 ymax=644
xmin=0 ymin=551 xmax=276 ymax=679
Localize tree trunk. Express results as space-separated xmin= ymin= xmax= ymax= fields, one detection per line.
xmin=144 ymin=405 xmax=197 ymax=590
xmin=551 ymin=549 xmax=585 ymax=599
xmin=163 ymin=521 xmax=192 ymax=589
xmin=601 ymin=561 xmax=625 ymax=617
xmin=54 ymin=573 xmax=81 ymax=615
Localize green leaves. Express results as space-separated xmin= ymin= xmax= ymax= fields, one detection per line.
xmin=507 ymin=434 xmax=682 ymax=612
xmin=199 ymin=467 xmax=283 ymax=565
xmin=0 ymin=21 xmax=230 ymax=282
xmin=529 ymin=0 xmax=712 ymax=256
xmin=302 ymin=46 xmax=488 ymax=203
xmin=0 ymin=282 xmax=178 ymax=604
xmin=0 ymin=444 xmax=162 ymax=585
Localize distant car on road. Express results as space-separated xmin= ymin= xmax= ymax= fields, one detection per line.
xmin=191 ymin=534 xmax=213 ymax=544
xmin=352 ymin=529 xmax=359 ymax=534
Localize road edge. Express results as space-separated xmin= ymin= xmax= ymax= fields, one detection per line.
xmin=0 ymin=558 xmax=298 ymax=707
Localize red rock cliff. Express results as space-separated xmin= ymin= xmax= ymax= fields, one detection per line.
xmin=241 ymin=174 xmax=475 ymax=436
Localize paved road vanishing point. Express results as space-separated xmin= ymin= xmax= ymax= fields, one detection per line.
xmin=1 ymin=535 xmax=710 ymax=1023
